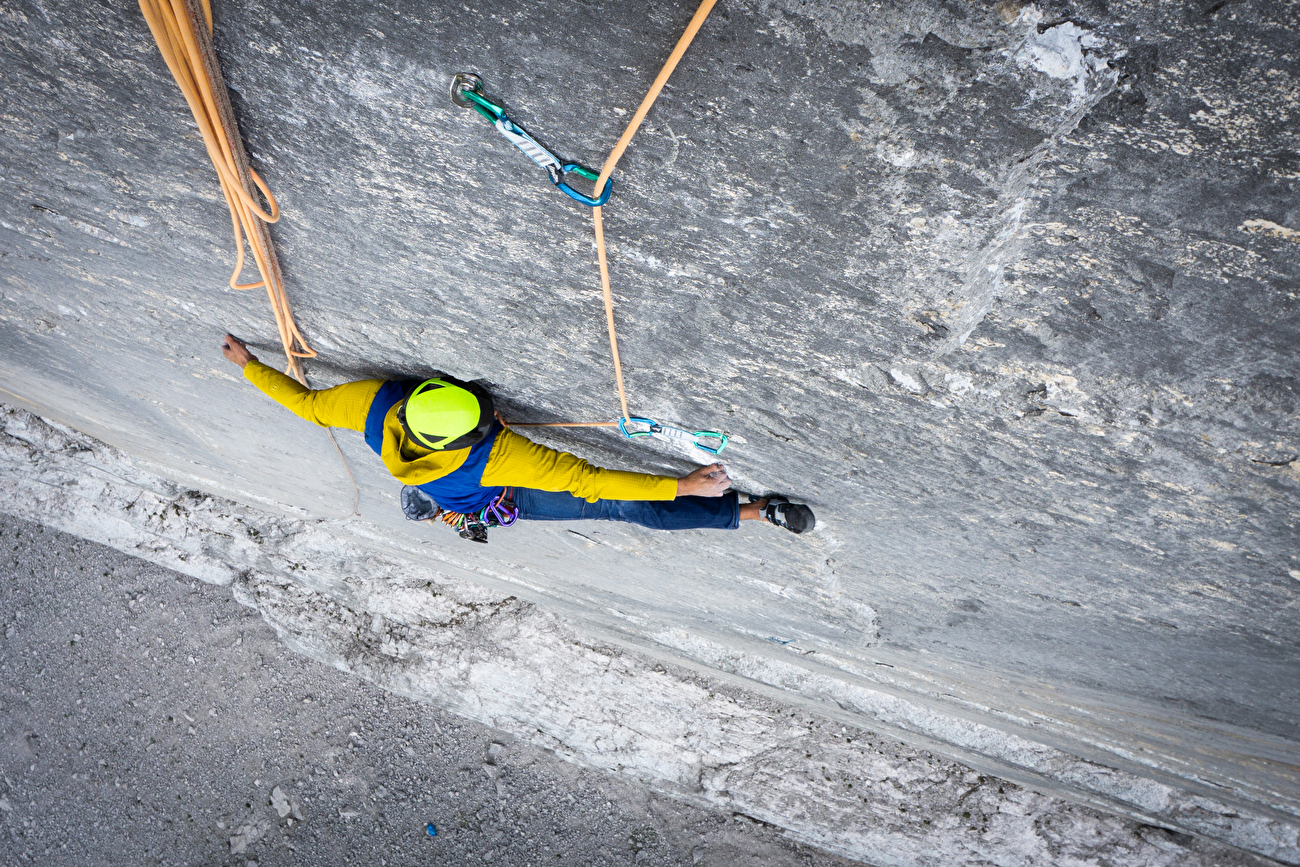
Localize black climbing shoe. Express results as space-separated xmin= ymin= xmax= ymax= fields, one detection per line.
xmin=762 ymin=496 xmax=815 ymax=534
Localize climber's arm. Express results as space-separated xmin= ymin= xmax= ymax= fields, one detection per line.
xmin=481 ymin=428 xmax=729 ymax=501
xmin=222 ymin=334 xmax=382 ymax=433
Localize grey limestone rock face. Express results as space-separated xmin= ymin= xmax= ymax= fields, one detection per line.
xmin=0 ymin=406 xmax=1287 ymax=866
xmin=0 ymin=0 xmax=1297 ymax=860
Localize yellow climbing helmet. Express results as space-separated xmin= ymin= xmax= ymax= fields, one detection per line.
xmin=397 ymin=377 xmax=494 ymax=451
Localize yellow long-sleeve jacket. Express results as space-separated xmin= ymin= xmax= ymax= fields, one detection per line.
xmin=243 ymin=361 xmax=677 ymax=502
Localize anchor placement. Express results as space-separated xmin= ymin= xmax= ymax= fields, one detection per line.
xmin=450 ymin=72 xmax=612 ymax=207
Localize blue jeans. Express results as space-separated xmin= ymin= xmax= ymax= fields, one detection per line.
xmin=514 ymin=487 xmax=740 ymax=531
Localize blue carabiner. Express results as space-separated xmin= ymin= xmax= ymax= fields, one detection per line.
xmin=692 ymin=431 xmax=729 ymax=455
xmin=619 ymin=417 xmax=657 ymax=438
xmin=454 ymin=73 xmax=613 ymax=208
xmin=555 ymin=164 xmax=613 ymax=207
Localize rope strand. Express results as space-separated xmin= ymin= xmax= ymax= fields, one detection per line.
xmin=505 ymin=421 xmax=620 ymax=428
xmin=592 ymin=0 xmax=717 ymax=421
xmin=140 ymin=0 xmax=359 ymax=516
xmin=517 ymin=0 xmax=718 ymax=428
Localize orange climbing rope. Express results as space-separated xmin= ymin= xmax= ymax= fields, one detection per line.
xmin=137 ymin=0 xmax=314 ymax=383
xmin=507 ymin=0 xmax=719 ymax=429
xmin=139 ymin=0 xmax=361 ymax=516
xmin=506 ymin=421 xmax=620 ymax=428
xmin=590 ymin=0 xmax=719 ymax=422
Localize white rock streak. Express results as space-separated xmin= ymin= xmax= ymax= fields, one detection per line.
xmin=1 ymin=404 xmax=1295 ymax=866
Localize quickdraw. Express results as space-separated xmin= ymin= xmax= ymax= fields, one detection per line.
xmin=618 ymin=417 xmax=729 ymax=456
xmin=450 ymin=73 xmax=612 ymax=208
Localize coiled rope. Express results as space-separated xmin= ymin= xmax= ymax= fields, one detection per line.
xmin=138 ymin=0 xmax=360 ymax=516
xmin=137 ymin=0 xmax=313 ymax=380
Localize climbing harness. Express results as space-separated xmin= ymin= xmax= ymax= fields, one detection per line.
xmin=403 ymin=485 xmax=518 ymax=544
xmin=436 ymin=488 xmax=519 ymax=544
xmin=451 ymin=73 xmax=612 ymax=207
xmin=618 ymin=418 xmax=729 ymax=456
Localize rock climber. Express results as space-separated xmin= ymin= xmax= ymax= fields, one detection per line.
xmin=220 ymin=334 xmax=814 ymax=542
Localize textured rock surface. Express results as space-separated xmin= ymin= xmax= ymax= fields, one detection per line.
xmin=0 ymin=406 xmax=1282 ymax=867
xmin=1 ymin=0 xmax=1297 ymax=861
xmin=0 ymin=515 xmax=862 ymax=867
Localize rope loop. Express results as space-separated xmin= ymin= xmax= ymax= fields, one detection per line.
xmin=138 ymin=0 xmax=311 ymax=378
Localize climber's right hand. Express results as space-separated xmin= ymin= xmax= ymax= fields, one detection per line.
xmin=221 ymin=333 xmax=256 ymax=369
xmin=676 ymin=463 xmax=731 ymax=498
